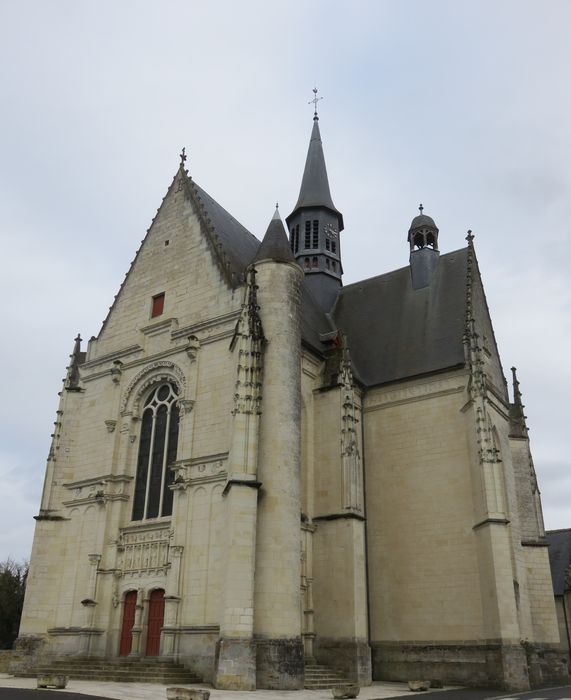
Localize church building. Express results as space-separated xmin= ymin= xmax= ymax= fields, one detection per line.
xmin=17 ymin=106 xmax=567 ymax=691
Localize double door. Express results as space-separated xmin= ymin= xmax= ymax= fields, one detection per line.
xmin=119 ymin=588 xmax=165 ymax=656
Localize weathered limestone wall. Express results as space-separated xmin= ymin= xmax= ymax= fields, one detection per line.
xmin=510 ymin=438 xmax=543 ymax=542
xmin=313 ymin=517 xmax=370 ymax=684
xmin=311 ymin=368 xmax=371 ymax=684
xmin=92 ymin=173 xmax=239 ymax=360
xmin=365 ymin=371 xmax=484 ymax=645
xmin=19 ymin=170 xmax=244 ymax=672
xmin=313 ymin=389 xmax=342 ymax=516
xmin=522 ymin=546 xmax=561 ymax=644
xmin=554 ymin=596 xmax=571 ymax=654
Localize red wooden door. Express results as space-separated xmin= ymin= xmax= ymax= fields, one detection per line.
xmin=145 ymin=589 xmax=165 ymax=656
xmin=119 ymin=591 xmax=137 ymax=656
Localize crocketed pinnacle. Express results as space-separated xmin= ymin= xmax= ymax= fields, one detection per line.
xmin=254 ymin=210 xmax=296 ymax=264
xmin=509 ymin=366 xmax=529 ymax=438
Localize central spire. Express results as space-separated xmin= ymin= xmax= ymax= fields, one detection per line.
xmin=286 ymin=102 xmax=344 ymax=312
xmin=289 ymin=115 xmax=343 ymax=226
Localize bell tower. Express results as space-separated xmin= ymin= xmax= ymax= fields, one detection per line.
xmin=408 ymin=204 xmax=440 ymax=289
xmin=286 ymin=91 xmax=344 ymax=311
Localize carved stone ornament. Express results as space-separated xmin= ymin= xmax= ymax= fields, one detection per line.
xmin=110 ymin=360 xmax=123 ymax=384
xmin=177 ymin=399 xmax=195 ymax=415
xmin=120 ymin=361 xmax=187 ymax=416
xmin=105 ymin=420 xmax=117 ymax=433
xmin=186 ymin=335 xmax=200 ymax=360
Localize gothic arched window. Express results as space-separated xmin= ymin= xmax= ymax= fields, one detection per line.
xmin=132 ymin=382 xmax=180 ymax=521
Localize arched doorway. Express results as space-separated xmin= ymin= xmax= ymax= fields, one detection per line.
xmin=145 ymin=588 xmax=165 ymax=656
xmin=119 ymin=590 xmax=137 ymax=656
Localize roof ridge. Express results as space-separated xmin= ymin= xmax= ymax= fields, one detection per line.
xmin=341 ymin=247 xmax=468 ymax=291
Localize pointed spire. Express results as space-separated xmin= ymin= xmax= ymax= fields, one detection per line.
xmin=254 ymin=209 xmax=296 ymax=264
xmin=272 ymin=203 xmax=280 ymax=220
xmin=509 ymin=366 xmax=529 ymax=438
xmin=289 ymin=117 xmax=343 ymax=229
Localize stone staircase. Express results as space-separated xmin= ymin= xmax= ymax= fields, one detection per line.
xmin=304 ymin=661 xmax=353 ymax=690
xmin=17 ymin=657 xmax=201 ymax=684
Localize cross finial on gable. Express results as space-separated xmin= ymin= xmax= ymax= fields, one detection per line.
xmin=180 ymin=147 xmax=187 ymax=166
xmin=466 ymin=229 xmax=475 ymax=245
xmin=309 ymin=86 xmax=323 ymax=120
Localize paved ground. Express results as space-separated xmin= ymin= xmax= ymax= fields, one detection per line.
xmin=0 ymin=676 xmax=448 ymax=700
xmin=0 ymin=676 xmax=570 ymax=700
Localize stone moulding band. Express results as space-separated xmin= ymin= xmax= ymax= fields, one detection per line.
xmin=472 ymin=517 xmax=510 ymax=530
xmin=521 ymin=539 xmax=549 ymax=547
xmin=47 ymin=628 xmax=104 ymax=636
xmin=222 ymin=478 xmax=262 ymax=497
xmin=167 ymin=625 xmax=220 ymax=634
xmin=313 ymin=512 xmax=365 ymax=522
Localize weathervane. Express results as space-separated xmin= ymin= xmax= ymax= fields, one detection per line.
xmin=309 ymin=87 xmax=323 ymax=120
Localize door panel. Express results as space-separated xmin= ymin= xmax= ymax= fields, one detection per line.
xmin=119 ymin=591 xmax=137 ymax=656
xmin=145 ymin=588 xmax=165 ymax=656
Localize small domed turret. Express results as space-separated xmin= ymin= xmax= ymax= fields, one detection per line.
xmin=408 ymin=204 xmax=440 ymax=290
xmin=408 ymin=205 xmax=439 ymax=252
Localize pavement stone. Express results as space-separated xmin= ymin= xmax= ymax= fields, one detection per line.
xmin=0 ymin=675 xmax=447 ymax=700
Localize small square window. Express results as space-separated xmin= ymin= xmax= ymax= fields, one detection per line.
xmin=151 ymin=293 xmax=165 ymax=318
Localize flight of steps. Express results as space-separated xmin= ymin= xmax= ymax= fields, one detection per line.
xmin=304 ymin=661 xmax=353 ymax=690
xmin=17 ymin=657 xmax=201 ymax=684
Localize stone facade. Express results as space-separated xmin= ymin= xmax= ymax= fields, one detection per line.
xmin=17 ymin=122 xmax=568 ymax=691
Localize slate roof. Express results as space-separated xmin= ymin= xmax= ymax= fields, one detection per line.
xmin=192 ymin=180 xmax=331 ymax=354
xmin=333 ymin=249 xmax=469 ymax=386
xmin=192 ymin=182 xmax=261 ymax=279
xmin=190 ymin=179 xmax=470 ymax=384
xmin=546 ymin=529 xmax=571 ymax=596
xmin=254 ymin=213 xmax=296 ymax=264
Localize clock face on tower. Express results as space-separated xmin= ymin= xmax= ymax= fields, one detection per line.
xmin=324 ymin=223 xmax=338 ymax=239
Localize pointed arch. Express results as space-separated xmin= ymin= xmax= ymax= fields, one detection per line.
xmin=120 ymin=361 xmax=187 ymax=418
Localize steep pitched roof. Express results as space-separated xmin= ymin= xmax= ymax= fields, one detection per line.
xmin=333 ymin=249 xmax=469 ymax=386
xmin=191 ymin=181 xmax=261 ymax=282
xmin=546 ymin=529 xmax=571 ymax=596
xmin=190 ymin=177 xmax=331 ymax=353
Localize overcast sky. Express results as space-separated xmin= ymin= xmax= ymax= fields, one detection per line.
xmin=0 ymin=0 xmax=569 ymax=561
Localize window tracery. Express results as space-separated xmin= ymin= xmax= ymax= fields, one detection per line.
xmin=132 ymin=382 xmax=180 ymax=521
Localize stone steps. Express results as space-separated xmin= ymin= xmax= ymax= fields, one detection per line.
xmin=304 ymin=664 xmax=353 ymax=689
xmin=17 ymin=657 xmax=200 ymax=684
